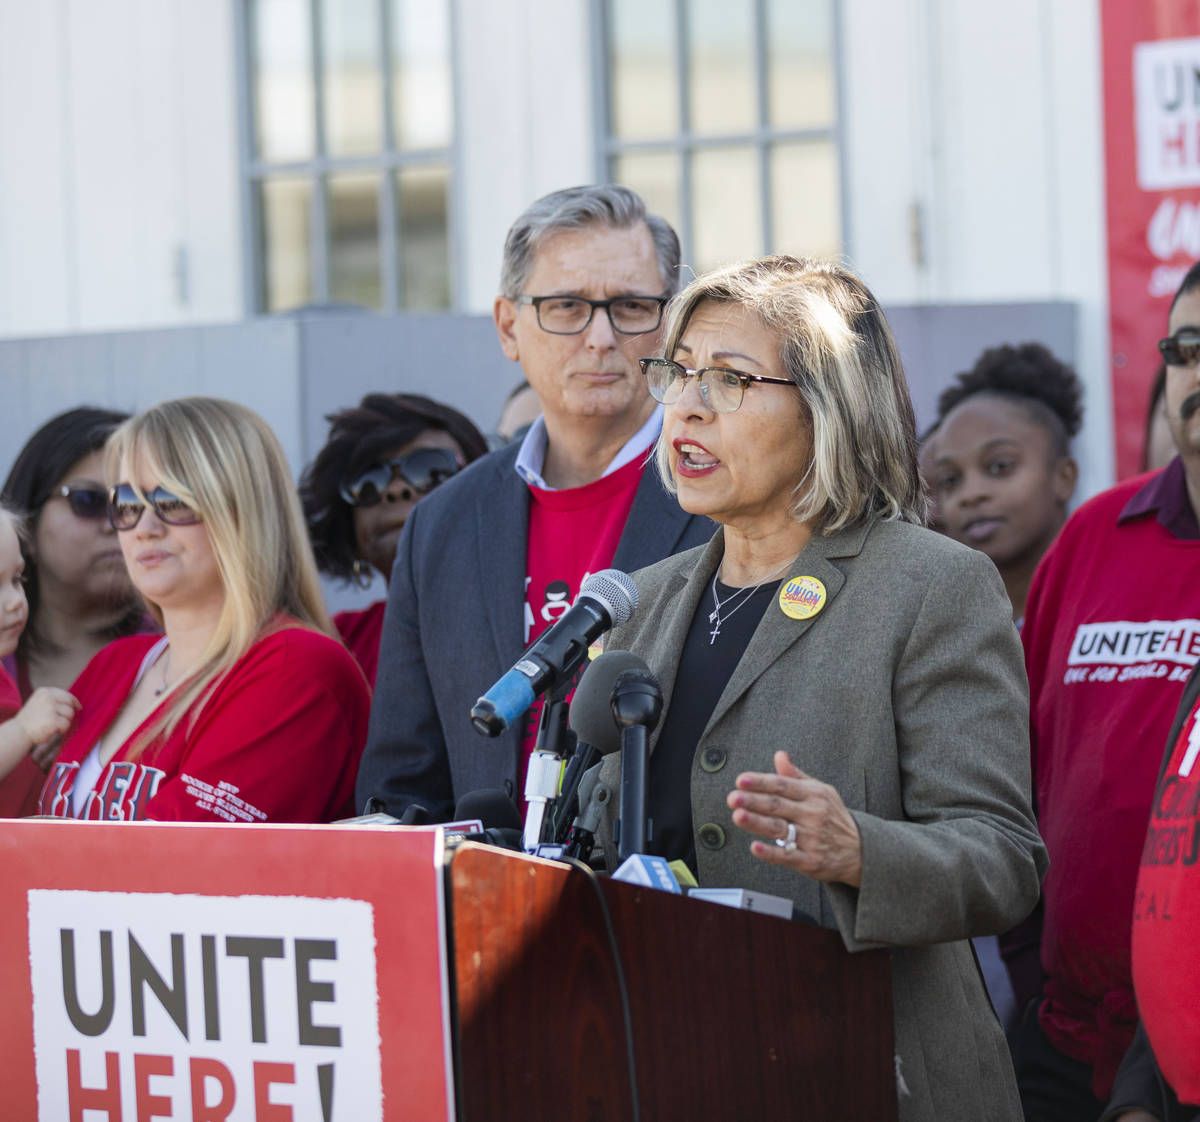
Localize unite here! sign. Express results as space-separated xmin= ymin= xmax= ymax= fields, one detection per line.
xmin=27 ymin=891 xmax=384 ymax=1121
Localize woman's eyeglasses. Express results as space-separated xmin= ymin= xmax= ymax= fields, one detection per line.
xmin=107 ymin=484 xmax=202 ymax=531
xmin=339 ymin=447 xmax=462 ymax=507
xmin=51 ymin=485 xmax=109 ymax=521
xmin=1158 ymin=332 xmax=1200 ymax=367
xmin=639 ymin=357 xmax=796 ymax=414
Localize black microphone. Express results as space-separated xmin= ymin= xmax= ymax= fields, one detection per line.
xmin=554 ymin=650 xmax=651 ymax=842
xmin=611 ymin=667 xmax=663 ymax=861
xmin=398 ymin=803 xmax=430 ymax=826
xmin=470 ymin=569 xmax=637 ymax=737
xmin=453 ymin=788 xmax=524 ymax=851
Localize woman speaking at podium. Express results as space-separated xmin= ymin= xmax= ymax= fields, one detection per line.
xmin=37 ymin=397 xmax=370 ymax=823
xmin=601 ymin=256 xmax=1045 ymax=1121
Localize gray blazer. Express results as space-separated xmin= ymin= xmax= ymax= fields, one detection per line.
xmin=355 ymin=440 xmax=715 ymax=818
xmin=599 ymin=520 xmax=1047 ymax=1122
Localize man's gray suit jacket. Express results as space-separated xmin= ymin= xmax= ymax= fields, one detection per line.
xmin=355 ymin=440 xmax=715 ymax=819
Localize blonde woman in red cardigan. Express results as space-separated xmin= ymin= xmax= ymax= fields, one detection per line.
xmin=39 ymin=397 xmax=370 ymax=824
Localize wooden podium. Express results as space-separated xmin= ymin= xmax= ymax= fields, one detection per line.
xmin=448 ymin=842 xmax=897 ymax=1122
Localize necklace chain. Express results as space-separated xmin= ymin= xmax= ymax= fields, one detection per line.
xmin=708 ymin=555 xmax=796 ymax=644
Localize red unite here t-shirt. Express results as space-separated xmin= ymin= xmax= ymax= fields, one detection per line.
xmin=1132 ymin=693 xmax=1200 ymax=1105
xmin=518 ymin=455 xmax=645 ymax=797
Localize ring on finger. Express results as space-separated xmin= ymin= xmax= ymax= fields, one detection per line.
xmin=774 ymin=821 xmax=797 ymax=852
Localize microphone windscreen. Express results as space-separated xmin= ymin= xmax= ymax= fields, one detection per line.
xmin=454 ymin=788 xmax=522 ymax=832
xmin=569 ymin=650 xmax=650 ymax=755
xmin=579 ymin=569 xmax=638 ymax=627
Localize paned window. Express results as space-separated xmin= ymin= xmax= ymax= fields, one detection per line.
xmin=601 ymin=0 xmax=843 ymax=277
xmin=240 ymin=0 xmax=454 ymax=313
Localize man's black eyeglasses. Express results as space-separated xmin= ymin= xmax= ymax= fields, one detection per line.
xmin=516 ymin=294 xmax=667 ymax=336
xmin=1158 ymin=332 xmax=1200 ymax=367
xmin=340 ymin=447 xmax=462 ymax=507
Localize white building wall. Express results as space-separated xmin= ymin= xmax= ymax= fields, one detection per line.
xmin=0 ymin=0 xmax=1116 ymax=495
xmin=0 ymin=0 xmax=242 ymax=339
xmin=843 ymin=0 xmax=1112 ymax=499
xmin=454 ymin=0 xmax=596 ymax=312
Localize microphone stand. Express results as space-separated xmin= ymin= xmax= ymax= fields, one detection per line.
xmin=552 ymin=739 xmax=600 ymax=843
xmin=521 ymin=678 xmax=575 ymax=853
xmin=611 ymin=670 xmax=663 ymax=862
xmin=562 ymin=765 xmax=614 ymax=863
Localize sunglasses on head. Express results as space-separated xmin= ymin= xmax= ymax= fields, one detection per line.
xmin=1158 ymin=332 xmax=1200 ymax=367
xmin=339 ymin=447 xmax=461 ymax=507
xmin=107 ymin=483 xmax=202 ymax=531
xmin=51 ymin=485 xmax=109 ymax=521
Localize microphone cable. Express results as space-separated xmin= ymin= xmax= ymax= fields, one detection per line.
xmin=559 ymin=856 xmax=641 ymax=1122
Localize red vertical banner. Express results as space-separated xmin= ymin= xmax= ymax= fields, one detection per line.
xmin=1103 ymin=0 xmax=1200 ymax=477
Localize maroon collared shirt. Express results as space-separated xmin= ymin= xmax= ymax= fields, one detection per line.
xmin=1119 ymin=455 xmax=1200 ymax=540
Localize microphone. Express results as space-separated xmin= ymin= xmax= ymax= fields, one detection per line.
xmin=398 ymin=803 xmax=430 ymax=826
xmin=452 ymin=788 xmax=524 ymax=851
xmin=611 ymin=667 xmax=663 ymax=862
xmin=554 ymin=650 xmax=650 ymax=842
xmin=470 ymin=569 xmax=637 ymax=737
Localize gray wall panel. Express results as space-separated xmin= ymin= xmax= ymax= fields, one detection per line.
xmin=0 ymin=301 xmax=1082 ymax=614
xmin=889 ymin=302 xmax=1077 ymax=435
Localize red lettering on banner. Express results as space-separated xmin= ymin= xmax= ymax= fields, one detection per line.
xmin=254 ymin=1061 xmax=296 ymax=1121
xmin=134 ymin=1053 xmax=173 ymax=1122
xmin=1161 ymin=120 xmax=1188 ymax=166
xmin=67 ymin=1048 xmax=122 ymax=1121
xmin=190 ymin=1057 xmax=237 ymax=1122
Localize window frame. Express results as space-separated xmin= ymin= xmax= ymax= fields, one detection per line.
xmin=233 ymin=0 xmax=461 ymax=315
xmin=591 ymin=0 xmax=852 ymax=269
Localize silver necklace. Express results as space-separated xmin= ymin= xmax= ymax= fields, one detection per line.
xmin=708 ymin=556 xmax=796 ymax=644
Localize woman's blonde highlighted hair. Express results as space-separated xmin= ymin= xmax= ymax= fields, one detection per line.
xmin=107 ymin=397 xmax=332 ymax=755
xmin=654 ymin=255 xmax=924 ymax=533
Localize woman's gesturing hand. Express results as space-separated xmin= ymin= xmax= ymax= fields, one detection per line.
xmin=727 ymin=750 xmax=863 ymax=887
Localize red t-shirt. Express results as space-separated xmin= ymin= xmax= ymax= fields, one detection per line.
xmin=0 ymin=663 xmax=18 ymax=715
xmin=518 ymin=456 xmax=645 ymax=794
xmin=38 ymin=624 xmax=370 ymax=824
xmin=0 ymin=660 xmax=46 ymax=818
xmin=1022 ymin=470 xmax=1200 ymax=1094
xmin=1131 ymin=692 xmax=1200 ymax=1105
xmin=333 ymin=600 xmax=386 ymax=688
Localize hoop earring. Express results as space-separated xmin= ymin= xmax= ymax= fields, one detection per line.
xmin=352 ymin=558 xmax=373 ymax=589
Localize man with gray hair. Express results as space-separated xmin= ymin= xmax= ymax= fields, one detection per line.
xmin=356 ymin=184 xmax=714 ymax=820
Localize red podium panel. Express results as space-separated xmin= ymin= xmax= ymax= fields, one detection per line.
xmin=0 ymin=819 xmax=453 ymax=1122
xmin=450 ymin=843 xmax=897 ymax=1121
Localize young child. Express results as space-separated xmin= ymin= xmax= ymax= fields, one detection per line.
xmin=926 ymin=342 xmax=1082 ymax=625
xmin=0 ymin=506 xmax=79 ymax=780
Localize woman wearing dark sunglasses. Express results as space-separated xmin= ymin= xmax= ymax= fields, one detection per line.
xmin=0 ymin=407 xmax=148 ymax=816
xmin=300 ymin=392 xmax=488 ymax=685
xmin=37 ymin=397 xmax=370 ymax=824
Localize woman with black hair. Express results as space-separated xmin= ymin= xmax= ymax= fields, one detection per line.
xmin=0 ymin=407 xmax=149 ymax=815
xmin=300 ymin=393 xmax=488 ymax=685
xmin=925 ymin=343 xmax=1083 ymax=624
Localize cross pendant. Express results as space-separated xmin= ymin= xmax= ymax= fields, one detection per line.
xmin=709 ymin=623 xmax=721 ymax=644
